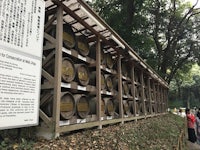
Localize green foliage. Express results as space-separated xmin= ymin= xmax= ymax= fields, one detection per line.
xmin=0 ymin=127 xmax=36 ymax=150
xmin=169 ymin=63 xmax=200 ymax=108
xmin=91 ymin=0 xmax=200 ymax=83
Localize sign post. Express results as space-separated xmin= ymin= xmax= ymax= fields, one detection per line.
xmin=0 ymin=0 xmax=45 ymax=129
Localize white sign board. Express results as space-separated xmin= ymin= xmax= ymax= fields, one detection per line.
xmin=0 ymin=0 xmax=45 ymax=129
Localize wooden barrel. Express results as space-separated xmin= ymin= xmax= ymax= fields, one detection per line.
xmin=122 ymin=63 xmax=128 ymax=77
xmin=128 ymin=101 xmax=134 ymax=114
xmin=76 ymin=35 xmax=90 ymax=56
xmin=134 ymin=71 xmax=140 ymax=83
xmin=74 ymin=94 xmax=90 ymax=119
xmin=122 ymin=81 xmax=130 ymax=96
xmin=135 ymin=86 xmax=139 ymax=99
xmin=145 ymin=102 xmax=150 ymax=114
xmin=89 ymin=97 xmax=105 ymax=115
xmin=60 ymin=92 xmax=76 ymax=120
xmin=139 ymin=102 xmax=144 ymax=114
xmin=104 ymin=98 xmax=115 ymax=116
xmin=42 ymin=92 xmax=76 ymax=120
xmin=75 ymin=64 xmax=90 ymax=86
xmin=138 ymin=86 xmax=142 ymax=99
xmin=151 ymin=91 xmax=154 ymax=101
xmin=50 ymin=24 xmax=76 ymax=49
xmin=63 ymin=24 xmax=76 ymax=49
xmin=144 ymin=89 xmax=149 ymax=100
xmin=105 ymin=75 xmax=114 ymax=92
xmin=62 ymin=57 xmax=76 ymax=82
xmin=136 ymin=102 xmax=140 ymax=115
xmin=152 ymin=104 xmax=156 ymax=113
xmin=90 ymin=71 xmax=106 ymax=90
xmin=89 ymin=44 xmax=106 ymax=65
xmin=105 ymin=53 xmax=114 ymax=69
xmin=123 ymin=100 xmax=131 ymax=115
xmin=43 ymin=57 xmax=75 ymax=83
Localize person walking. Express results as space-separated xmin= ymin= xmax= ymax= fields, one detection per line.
xmin=186 ymin=108 xmax=197 ymax=143
xmin=196 ymin=111 xmax=200 ymax=144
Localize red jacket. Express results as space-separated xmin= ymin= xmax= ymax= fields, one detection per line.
xmin=187 ymin=113 xmax=196 ymax=129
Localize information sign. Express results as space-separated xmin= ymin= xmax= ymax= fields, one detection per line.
xmin=0 ymin=0 xmax=45 ymax=129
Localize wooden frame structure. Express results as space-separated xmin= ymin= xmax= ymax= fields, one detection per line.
xmin=39 ymin=0 xmax=168 ymax=138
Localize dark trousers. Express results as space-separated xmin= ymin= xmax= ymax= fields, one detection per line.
xmin=188 ymin=128 xmax=197 ymax=143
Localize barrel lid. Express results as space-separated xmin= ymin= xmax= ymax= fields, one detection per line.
xmin=62 ymin=58 xmax=76 ymax=82
xmin=60 ymin=92 xmax=75 ymax=120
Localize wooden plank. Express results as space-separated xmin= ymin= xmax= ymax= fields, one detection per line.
xmin=148 ymin=77 xmax=152 ymax=114
xmin=131 ymin=65 xmax=137 ymax=117
xmin=52 ymin=6 xmax=63 ymax=138
xmin=42 ymin=69 xmax=54 ymax=83
xmin=43 ymin=43 xmax=56 ymax=51
xmin=44 ymin=32 xmax=56 ymax=44
xmin=42 ymin=51 xmax=55 ymax=67
xmin=96 ymin=37 xmax=102 ymax=129
xmin=58 ymin=121 xmax=100 ymax=133
xmin=39 ymin=109 xmax=52 ymax=127
xmin=40 ymin=93 xmax=52 ymax=106
xmin=140 ymin=71 xmax=146 ymax=115
xmin=44 ymin=14 xmax=57 ymax=31
xmin=117 ymin=55 xmax=124 ymax=123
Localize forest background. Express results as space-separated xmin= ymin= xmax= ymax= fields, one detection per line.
xmin=88 ymin=0 xmax=200 ymax=108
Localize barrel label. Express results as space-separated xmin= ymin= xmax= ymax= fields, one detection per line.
xmin=101 ymin=104 xmax=105 ymax=111
xmin=60 ymin=103 xmax=74 ymax=111
xmin=77 ymin=103 xmax=88 ymax=112
xmin=107 ymin=105 xmax=114 ymax=112
xmin=78 ymin=72 xmax=88 ymax=81
xmin=62 ymin=67 xmax=74 ymax=76
xmin=78 ymin=42 xmax=88 ymax=52
xmin=63 ymin=32 xmax=74 ymax=46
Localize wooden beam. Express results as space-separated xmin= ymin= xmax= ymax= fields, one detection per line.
xmin=52 ymin=6 xmax=63 ymax=138
xmin=39 ymin=109 xmax=52 ymax=127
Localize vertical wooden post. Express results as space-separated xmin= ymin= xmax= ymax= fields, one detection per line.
xmin=131 ymin=64 xmax=137 ymax=117
xmin=117 ymin=55 xmax=124 ymax=123
xmin=148 ymin=77 xmax=152 ymax=115
xmin=165 ymin=88 xmax=168 ymax=112
xmin=96 ymin=36 xmax=102 ymax=129
xmin=140 ymin=71 xmax=146 ymax=115
xmin=159 ymin=84 xmax=161 ymax=113
xmin=161 ymin=87 xmax=164 ymax=113
xmin=157 ymin=84 xmax=160 ymax=113
xmin=153 ymin=80 xmax=156 ymax=114
xmin=52 ymin=6 xmax=63 ymax=138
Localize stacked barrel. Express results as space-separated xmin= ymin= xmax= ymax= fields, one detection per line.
xmin=41 ymin=23 xmax=122 ymax=123
xmin=89 ymin=44 xmax=119 ymax=119
xmin=39 ymin=1 xmax=169 ymax=137
xmin=42 ymin=23 xmax=90 ymax=122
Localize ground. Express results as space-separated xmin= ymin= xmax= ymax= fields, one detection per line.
xmin=1 ymin=113 xmax=199 ymax=150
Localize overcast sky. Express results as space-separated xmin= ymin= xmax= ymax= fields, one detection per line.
xmin=187 ymin=0 xmax=200 ymax=8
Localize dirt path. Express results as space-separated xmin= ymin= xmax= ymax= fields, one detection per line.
xmin=186 ymin=141 xmax=200 ymax=150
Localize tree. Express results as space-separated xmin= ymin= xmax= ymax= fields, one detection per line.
xmin=144 ymin=0 xmax=200 ymax=83
xmin=91 ymin=0 xmax=200 ymax=83
xmin=169 ymin=63 xmax=200 ymax=107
